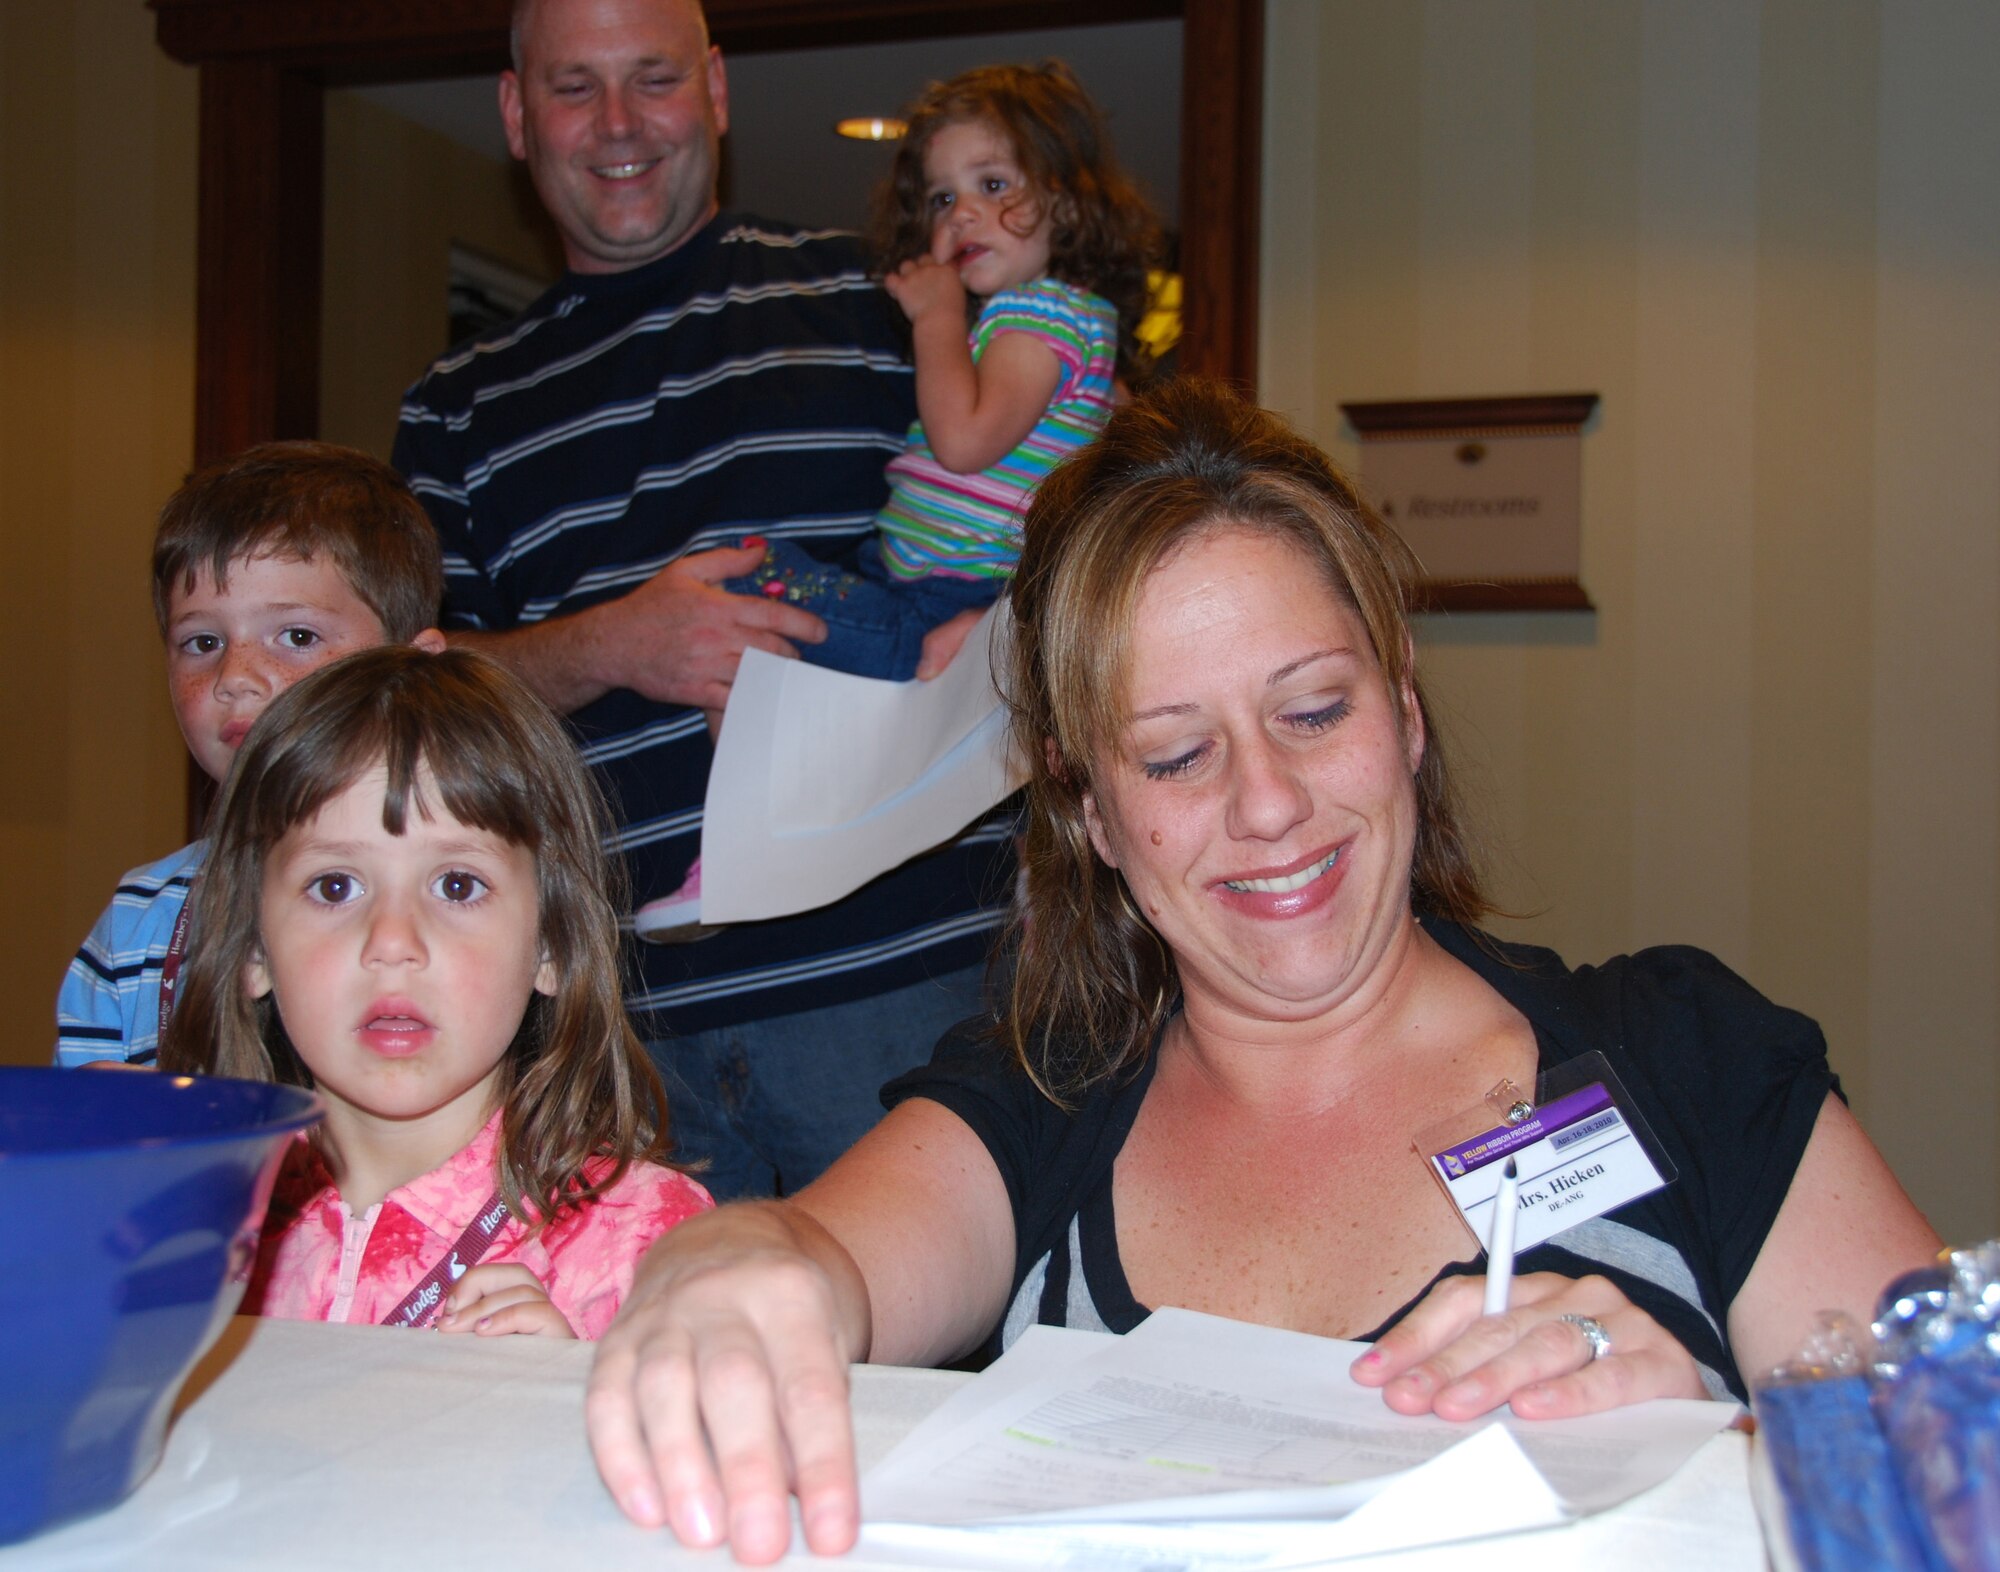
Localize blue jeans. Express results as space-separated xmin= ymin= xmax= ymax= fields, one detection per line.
xmin=725 ymin=538 xmax=1002 ymax=681
xmin=645 ymin=961 xmax=991 ymax=1200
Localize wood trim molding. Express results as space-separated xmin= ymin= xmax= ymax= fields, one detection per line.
xmin=152 ymin=0 xmax=1179 ymax=69
xmin=1176 ymin=0 xmax=1260 ymax=384
xmin=1341 ymin=393 xmax=1601 ymax=438
xmin=705 ymin=0 xmax=1182 ymax=52
xmin=153 ymin=0 xmax=1260 ymax=448
xmin=1410 ymin=580 xmax=1595 ymax=614
xmin=193 ymin=59 xmax=323 ymax=465
xmin=155 ymin=1 xmax=505 ymax=70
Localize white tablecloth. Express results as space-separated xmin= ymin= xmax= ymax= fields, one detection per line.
xmin=2 ymin=1318 xmax=1770 ymax=1569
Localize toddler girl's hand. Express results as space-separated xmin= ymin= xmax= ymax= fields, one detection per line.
xmin=438 ymin=1263 xmax=576 ymax=1339
xmin=883 ymin=257 xmax=966 ymax=325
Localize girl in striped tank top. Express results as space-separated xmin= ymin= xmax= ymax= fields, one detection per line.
xmin=653 ymin=62 xmax=1163 ymax=931
xmin=727 ymin=59 xmax=1165 ymax=682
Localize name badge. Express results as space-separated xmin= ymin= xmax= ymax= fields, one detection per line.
xmin=1420 ymin=1052 xmax=1674 ymax=1254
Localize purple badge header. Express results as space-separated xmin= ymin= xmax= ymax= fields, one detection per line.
xmin=1433 ymin=1082 xmax=1613 ymax=1177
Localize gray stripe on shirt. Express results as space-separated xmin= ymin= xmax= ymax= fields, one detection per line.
xmin=1003 ymin=1251 xmax=1051 ymax=1350
xmin=1002 ymin=1214 xmax=1114 ymax=1353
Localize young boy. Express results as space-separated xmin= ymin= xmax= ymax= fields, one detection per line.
xmin=55 ymin=442 xmax=446 ymax=1066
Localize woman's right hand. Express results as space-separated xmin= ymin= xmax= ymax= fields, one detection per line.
xmin=584 ymin=1201 xmax=871 ymax=1565
xmin=586 ymin=1101 xmax=1017 ymax=1563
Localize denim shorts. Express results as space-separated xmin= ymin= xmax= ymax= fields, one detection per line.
xmin=725 ymin=538 xmax=1002 ymax=681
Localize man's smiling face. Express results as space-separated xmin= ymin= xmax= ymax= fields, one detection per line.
xmin=500 ymin=0 xmax=728 ymax=274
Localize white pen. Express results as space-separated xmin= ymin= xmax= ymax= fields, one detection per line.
xmin=1483 ymin=1155 xmax=1520 ymax=1315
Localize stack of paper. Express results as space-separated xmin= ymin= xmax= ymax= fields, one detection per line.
xmin=642 ymin=603 xmax=1024 ymax=933
xmin=857 ymin=1308 xmax=1736 ymax=1569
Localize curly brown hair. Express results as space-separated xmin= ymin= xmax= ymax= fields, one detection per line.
xmin=159 ymin=645 xmax=681 ymax=1226
xmin=870 ymin=60 xmax=1165 ymax=384
xmin=1002 ymin=379 xmax=1492 ymax=1102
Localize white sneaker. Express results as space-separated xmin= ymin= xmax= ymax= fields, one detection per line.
xmin=635 ymin=860 xmax=716 ymax=943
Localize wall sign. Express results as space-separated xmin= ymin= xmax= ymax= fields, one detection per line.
xmin=1341 ymin=394 xmax=1599 ymax=612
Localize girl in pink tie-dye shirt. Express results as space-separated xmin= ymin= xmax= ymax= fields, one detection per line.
xmin=161 ymin=646 xmax=713 ymax=1339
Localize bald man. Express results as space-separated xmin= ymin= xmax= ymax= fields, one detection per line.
xmin=394 ymin=0 xmax=1012 ymax=1200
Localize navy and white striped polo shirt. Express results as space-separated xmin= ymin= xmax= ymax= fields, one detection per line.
xmin=394 ymin=215 xmax=1015 ymax=1036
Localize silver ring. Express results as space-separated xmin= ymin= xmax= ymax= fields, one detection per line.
xmin=1557 ymin=1313 xmax=1612 ymax=1362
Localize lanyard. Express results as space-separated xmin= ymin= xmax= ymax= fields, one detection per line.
xmin=157 ymin=897 xmax=194 ymax=1039
xmin=380 ymin=1191 xmax=514 ymax=1329
xmin=161 ymin=878 xmax=516 ymax=1326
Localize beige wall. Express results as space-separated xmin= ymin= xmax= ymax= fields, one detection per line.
xmin=0 ymin=58 xmax=556 ymax=1070
xmin=1263 ymin=0 xmax=2000 ymax=1243
xmin=6 ymin=3 xmax=1992 ymax=1250
xmin=0 ymin=0 xmax=197 ymax=1065
xmin=320 ymin=88 xmax=562 ymax=463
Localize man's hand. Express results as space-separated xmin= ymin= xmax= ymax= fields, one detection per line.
xmin=914 ymin=606 xmax=986 ymax=680
xmin=454 ymin=543 xmax=828 ymax=716
xmin=595 ymin=543 xmax=830 ymax=710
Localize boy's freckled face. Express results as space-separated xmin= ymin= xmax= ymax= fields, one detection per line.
xmin=165 ymin=552 xmax=390 ymax=783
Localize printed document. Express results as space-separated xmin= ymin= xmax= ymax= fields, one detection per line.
xmin=856 ymin=1309 xmax=1735 ymax=1568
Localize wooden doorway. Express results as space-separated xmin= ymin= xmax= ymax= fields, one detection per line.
xmin=151 ymin=0 xmax=1260 ymax=834
xmin=150 ymin=0 xmax=1263 ymax=467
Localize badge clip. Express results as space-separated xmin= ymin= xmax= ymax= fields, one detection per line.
xmin=1484 ymin=1078 xmax=1535 ymax=1126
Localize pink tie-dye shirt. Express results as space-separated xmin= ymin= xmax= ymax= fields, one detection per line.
xmin=243 ymin=1112 xmax=712 ymax=1340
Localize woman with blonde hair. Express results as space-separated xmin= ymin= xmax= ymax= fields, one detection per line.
xmin=584 ymin=379 xmax=1939 ymax=1563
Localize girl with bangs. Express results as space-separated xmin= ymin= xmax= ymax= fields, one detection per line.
xmin=161 ymin=645 xmax=711 ymax=1339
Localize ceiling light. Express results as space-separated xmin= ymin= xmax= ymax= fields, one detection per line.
xmin=835 ymin=117 xmax=907 ymax=142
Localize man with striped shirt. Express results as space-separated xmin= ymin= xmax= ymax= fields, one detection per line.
xmin=393 ymin=0 xmax=1012 ymax=1197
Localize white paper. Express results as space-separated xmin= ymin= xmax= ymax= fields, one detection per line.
xmin=0 ymin=1317 xmax=1761 ymax=1572
xmin=880 ymin=1325 xmax=1115 ymax=1463
xmin=857 ymin=1307 xmax=1735 ymax=1568
xmin=646 ymin=601 xmax=1025 ymax=931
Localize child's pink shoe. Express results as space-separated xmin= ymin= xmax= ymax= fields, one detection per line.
xmin=636 ymin=859 xmax=716 ymax=943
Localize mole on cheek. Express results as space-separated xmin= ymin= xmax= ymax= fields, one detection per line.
xmin=1150 ymin=830 xmax=1163 ymax=846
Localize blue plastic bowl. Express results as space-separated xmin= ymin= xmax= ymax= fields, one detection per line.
xmin=0 ymin=1068 xmax=320 ymax=1544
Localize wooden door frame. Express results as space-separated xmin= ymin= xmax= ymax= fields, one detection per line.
xmin=151 ymin=0 xmax=1260 ymax=833
xmin=150 ymin=0 xmax=1263 ymax=466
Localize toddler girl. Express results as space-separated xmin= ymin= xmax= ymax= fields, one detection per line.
xmin=652 ymin=60 xmax=1162 ymax=931
xmin=161 ymin=645 xmax=711 ymax=1339
xmin=728 ymin=59 xmax=1161 ymax=680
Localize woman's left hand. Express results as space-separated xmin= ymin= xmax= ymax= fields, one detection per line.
xmin=1348 ymin=1272 xmax=1707 ymax=1421
xmin=437 ymin=1263 xmax=576 ymax=1339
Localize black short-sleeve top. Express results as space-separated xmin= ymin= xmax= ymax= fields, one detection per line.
xmin=881 ymin=917 xmax=1836 ymax=1400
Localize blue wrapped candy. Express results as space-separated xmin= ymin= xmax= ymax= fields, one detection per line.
xmin=1872 ymin=1244 xmax=2000 ymax=1572
xmin=1756 ymin=1312 xmax=1938 ymax=1572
